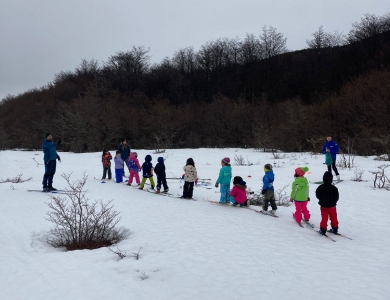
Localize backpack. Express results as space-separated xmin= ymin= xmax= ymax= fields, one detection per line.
xmin=128 ymin=159 xmax=137 ymax=170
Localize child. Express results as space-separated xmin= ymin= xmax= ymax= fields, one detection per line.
xmin=215 ymin=157 xmax=232 ymax=204
xmin=127 ymin=152 xmax=141 ymax=186
xmin=139 ymin=155 xmax=155 ymax=190
xmin=154 ymin=157 xmax=169 ymax=193
xmin=229 ymin=176 xmax=249 ymax=207
xmin=262 ymin=164 xmax=277 ymax=215
xmin=290 ymin=167 xmax=311 ymax=224
xmin=181 ymin=158 xmax=198 ymax=199
xmin=114 ymin=150 xmax=124 ymax=183
xmin=315 ymin=171 xmax=339 ymax=235
xmin=101 ymin=149 xmax=112 ymax=180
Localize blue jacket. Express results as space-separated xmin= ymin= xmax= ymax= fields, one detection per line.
xmin=322 ymin=140 xmax=339 ymax=160
xmin=216 ymin=166 xmax=232 ymax=185
xmin=141 ymin=155 xmax=153 ymax=178
xmin=42 ymin=139 xmax=60 ymax=163
xmin=262 ymin=170 xmax=275 ymax=191
xmin=118 ymin=144 xmax=131 ymax=160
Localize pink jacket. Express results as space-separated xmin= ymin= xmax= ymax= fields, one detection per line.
xmin=229 ymin=185 xmax=247 ymax=204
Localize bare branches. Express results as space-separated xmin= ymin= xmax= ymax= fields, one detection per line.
xmin=369 ymin=165 xmax=390 ymax=190
xmin=0 ymin=173 xmax=32 ymax=184
xmin=46 ymin=173 xmax=129 ymax=250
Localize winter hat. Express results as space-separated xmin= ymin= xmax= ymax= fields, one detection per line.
xmin=264 ymin=164 xmax=273 ymax=172
xmin=323 ymin=171 xmax=333 ymax=184
xmin=157 ymin=157 xmax=164 ymax=163
xmin=237 ymin=180 xmax=246 ymax=186
xmin=233 ymin=176 xmax=243 ymax=184
xmin=222 ymin=157 xmax=230 ymax=164
xmin=45 ymin=132 xmax=51 ymax=138
xmin=145 ymin=154 xmax=152 ymax=162
xmin=132 ymin=152 xmax=138 ymax=157
xmin=295 ymin=166 xmax=309 ymax=177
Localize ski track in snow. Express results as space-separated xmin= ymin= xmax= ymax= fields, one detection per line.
xmin=0 ymin=149 xmax=389 ymax=300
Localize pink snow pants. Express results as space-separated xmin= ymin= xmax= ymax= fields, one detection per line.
xmin=128 ymin=170 xmax=140 ymax=184
xmin=294 ymin=201 xmax=310 ymax=223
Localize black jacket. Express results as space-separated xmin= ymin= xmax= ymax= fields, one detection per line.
xmin=154 ymin=162 xmax=166 ymax=178
xmin=315 ymin=171 xmax=339 ymax=207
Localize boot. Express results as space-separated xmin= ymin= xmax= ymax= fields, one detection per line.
xmin=156 ymin=189 xmax=160 ymax=194
xmin=328 ymin=227 xmax=338 ymax=234
xmin=319 ymin=228 xmax=327 ymax=235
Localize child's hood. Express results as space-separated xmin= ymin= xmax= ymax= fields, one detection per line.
xmin=129 ymin=152 xmax=137 ymax=159
xmin=145 ymin=154 xmax=152 ymax=162
xmin=323 ymin=171 xmax=333 ymax=184
xmin=157 ymin=157 xmax=164 ymax=163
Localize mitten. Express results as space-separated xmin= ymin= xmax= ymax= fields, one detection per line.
xmin=215 ymin=183 xmax=219 ymax=188
xmin=57 ymin=139 xmax=61 ymax=145
xmin=290 ymin=198 xmax=294 ymax=203
xmin=261 ymin=189 xmax=266 ymax=195
xmin=307 ymin=197 xmax=310 ymax=201
xmin=195 ymin=179 xmax=198 ymax=185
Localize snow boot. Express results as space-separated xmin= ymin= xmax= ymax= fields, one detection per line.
xmin=319 ymin=228 xmax=327 ymax=235
xmin=328 ymin=227 xmax=338 ymax=234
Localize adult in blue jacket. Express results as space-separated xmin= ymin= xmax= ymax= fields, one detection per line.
xmin=42 ymin=132 xmax=61 ymax=192
xmin=118 ymin=138 xmax=131 ymax=176
xmin=322 ymin=135 xmax=340 ymax=180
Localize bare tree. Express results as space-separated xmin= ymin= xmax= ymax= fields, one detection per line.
xmin=260 ymin=26 xmax=288 ymax=59
xmin=306 ymin=26 xmax=344 ymax=48
xmin=346 ymin=13 xmax=390 ymax=44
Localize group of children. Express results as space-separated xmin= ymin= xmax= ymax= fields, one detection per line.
xmin=101 ymin=151 xmax=340 ymax=235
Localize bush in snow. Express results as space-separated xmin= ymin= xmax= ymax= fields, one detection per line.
xmin=248 ymin=185 xmax=290 ymax=207
xmin=369 ymin=165 xmax=390 ymax=190
xmin=46 ymin=173 xmax=129 ymax=250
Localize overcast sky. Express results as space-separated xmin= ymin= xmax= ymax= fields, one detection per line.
xmin=0 ymin=0 xmax=389 ymax=100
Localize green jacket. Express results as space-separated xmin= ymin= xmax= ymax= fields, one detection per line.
xmin=216 ymin=166 xmax=232 ymax=185
xmin=290 ymin=176 xmax=309 ymax=201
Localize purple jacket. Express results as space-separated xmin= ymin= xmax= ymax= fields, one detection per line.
xmin=114 ymin=156 xmax=124 ymax=169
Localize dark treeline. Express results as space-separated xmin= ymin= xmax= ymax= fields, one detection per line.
xmin=1 ymin=13 xmax=390 ymax=157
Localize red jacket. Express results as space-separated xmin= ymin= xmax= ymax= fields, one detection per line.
xmin=229 ymin=184 xmax=247 ymax=204
xmin=102 ymin=152 xmax=112 ymax=168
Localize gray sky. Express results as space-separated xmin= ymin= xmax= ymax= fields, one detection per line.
xmin=1 ymin=0 xmax=389 ymax=100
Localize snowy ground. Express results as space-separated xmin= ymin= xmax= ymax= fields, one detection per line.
xmin=0 ymin=148 xmax=389 ymax=300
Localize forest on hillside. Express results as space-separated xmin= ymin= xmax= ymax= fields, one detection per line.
xmin=0 ymin=13 xmax=389 ymax=158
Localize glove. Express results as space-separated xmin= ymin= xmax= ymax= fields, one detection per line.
xmin=215 ymin=183 xmax=219 ymax=188
xmin=261 ymin=189 xmax=266 ymax=195
xmin=57 ymin=139 xmax=61 ymax=145
xmin=307 ymin=197 xmax=310 ymax=201
xmin=195 ymin=179 xmax=198 ymax=185
xmin=290 ymin=198 xmax=294 ymax=203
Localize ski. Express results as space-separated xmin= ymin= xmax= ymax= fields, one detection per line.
xmin=302 ymin=220 xmax=315 ymax=228
xmin=309 ymin=226 xmax=337 ymax=242
xmin=292 ymin=212 xmax=305 ymax=227
xmin=327 ymin=230 xmax=353 ymax=240
xmin=146 ymin=189 xmax=174 ymax=197
xmin=27 ymin=189 xmax=67 ymax=194
xmin=257 ymin=210 xmax=279 ymax=218
xmin=176 ymin=194 xmax=197 ymax=201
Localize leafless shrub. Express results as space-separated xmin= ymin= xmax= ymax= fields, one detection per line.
xmin=248 ymin=185 xmax=291 ymax=207
xmin=374 ymin=154 xmax=389 ymax=161
xmin=351 ymin=168 xmax=364 ymax=182
xmin=369 ymin=165 xmax=390 ymax=189
xmin=0 ymin=173 xmax=32 ymax=184
xmin=32 ymin=158 xmax=43 ymax=166
xmin=46 ymin=172 xmax=130 ymax=250
xmin=234 ymin=154 xmax=245 ymax=165
xmin=336 ymin=153 xmax=355 ymax=170
xmin=140 ymin=272 xmax=149 ymax=280
xmin=274 ymin=185 xmax=290 ymax=206
xmin=130 ymin=247 xmax=142 ymax=260
xmin=108 ymin=246 xmax=128 ymax=259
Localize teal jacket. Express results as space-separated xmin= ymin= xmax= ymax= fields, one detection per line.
xmin=42 ymin=139 xmax=60 ymax=163
xmin=290 ymin=176 xmax=309 ymax=201
xmin=216 ymin=166 xmax=232 ymax=185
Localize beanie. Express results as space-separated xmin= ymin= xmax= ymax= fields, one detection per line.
xmin=264 ymin=164 xmax=273 ymax=171
xmin=295 ymin=167 xmax=309 ymax=177
xmin=157 ymin=157 xmax=164 ymax=163
xmin=45 ymin=132 xmax=51 ymax=138
xmin=233 ymin=176 xmax=243 ymax=184
xmin=222 ymin=157 xmax=230 ymax=164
